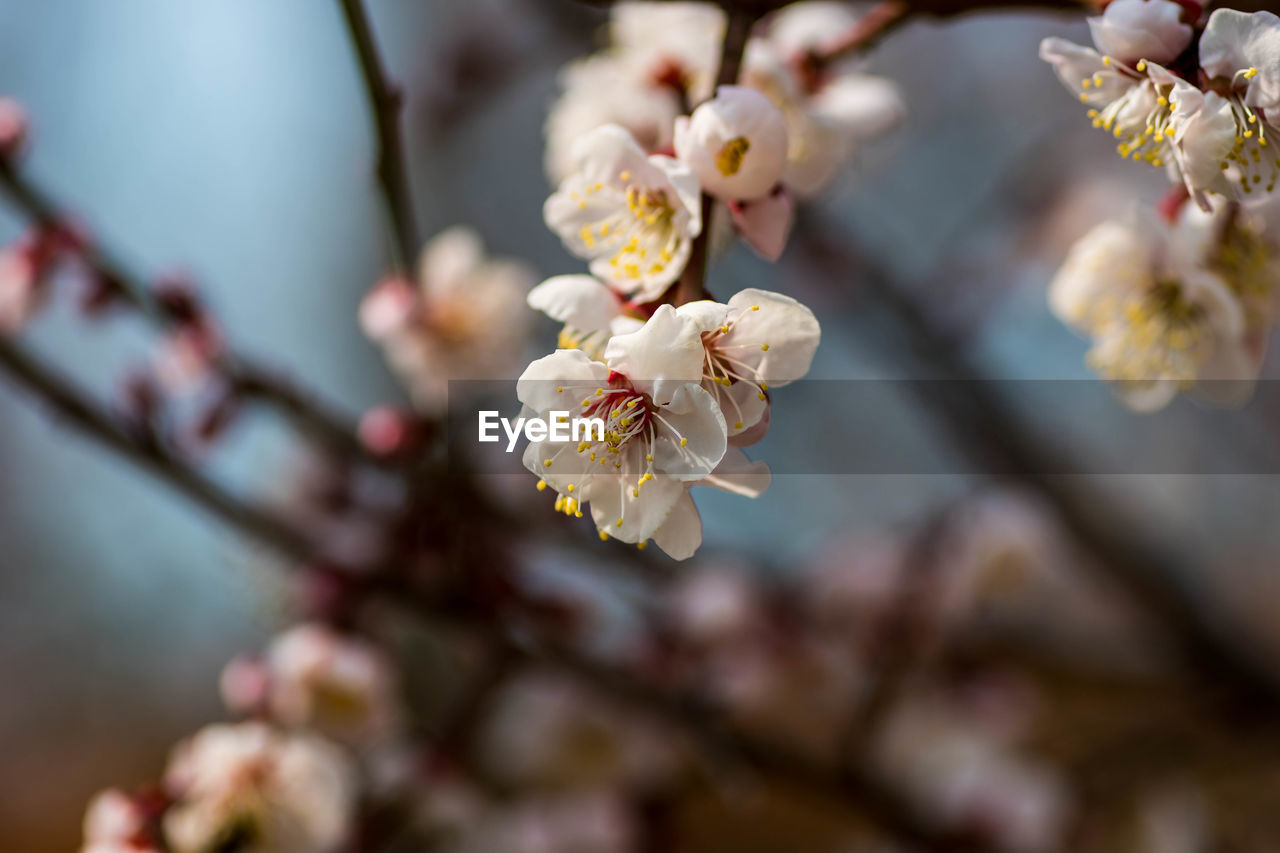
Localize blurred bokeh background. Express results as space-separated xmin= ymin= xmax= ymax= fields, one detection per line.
xmin=5 ymin=1 xmax=1280 ymax=849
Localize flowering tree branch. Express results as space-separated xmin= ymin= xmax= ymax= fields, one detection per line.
xmin=337 ymin=0 xmax=421 ymax=273
xmin=0 ymin=158 xmax=377 ymax=467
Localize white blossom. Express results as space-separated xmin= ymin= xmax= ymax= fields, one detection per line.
xmin=162 ymin=722 xmax=356 ymax=853
xmin=609 ymin=1 xmax=724 ymax=102
xmin=544 ymin=53 xmax=683 ymax=184
xmin=518 ymin=305 xmax=726 ymax=556
xmin=743 ymin=6 xmax=905 ymax=197
xmin=258 ymin=623 xmax=400 ymax=747
xmin=675 ymin=86 xmax=789 ymax=201
xmin=81 ymin=790 xmax=157 ymax=853
xmin=1050 ymin=205 xmax=1270 ymax=410
xmin=360 ymin=226 xmax=533 ymax=411
xmin=526 ymin=273 xmax=641 ymax=360
xmin=677 ymin=288 xmax=821 ymax=437
xmin=545 ymin=125 xmax=702 ymax=303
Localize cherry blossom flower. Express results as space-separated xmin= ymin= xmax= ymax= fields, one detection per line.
xmin=677 ymin=287 xmax=821 ymax=437
xmin=252 ymin=623 xmax=400 ymax=747
xmin=162 ymin=722 xmax=356 ymax=853
xmin=544 ymin=53 xmax=684 ymax=184
xmin=675 ymin=86 xmax=789 ymax=201
xmin=360 ymin=226 xmax=533 ymax=411
xmin=544 ymin=125 xmax=702 ymax=302
xmin=1050 ymin=205 xmax=1268 ymax=410
xmin=518 ymin=305 xmax=726 ymax=556
xmin=609 ymin=1 xmax=724 ymax=102
xmin=81 ymin=790 xmax=158 ymax=853
xmin=743 ymin=3 xmax=905 ymax=198
xmin=525 ymin=273 xmax=641 ymax=360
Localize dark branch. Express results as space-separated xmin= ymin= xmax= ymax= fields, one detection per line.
xmin=338 ymin=0 xmax=421 ymax=273
xmin=0 ymin=159 xmax=376 ymax=467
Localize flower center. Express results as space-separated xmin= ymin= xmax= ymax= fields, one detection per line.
xmin=1219 ymin=90 xmax=1280 ymax=195
xmin=716 ymin=136 xmax=751 ymax=176
xmin=1088 ymin=279 xmax=1210 ymax=385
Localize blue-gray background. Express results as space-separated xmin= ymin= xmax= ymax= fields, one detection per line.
xmin=4 ymin=2 xmax=1280 ymax=848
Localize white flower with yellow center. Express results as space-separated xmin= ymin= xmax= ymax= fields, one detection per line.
xmin=526 ymin=274 xmax=643 ymax=361
xmin=518 ymin=305 xmax=727 ymax=557
xmin=162 ymin=722 xmax=356 ymax=853
xmin=1050 ymin=209 xmax=1258 ymax=411
xmin=1194 ymin=9 xmax=1280 ymax=200
xmin=676 ymin=288 xmax=821 ymax=437
xmin=675 ymin=86 xmax=789 ymax=201
xmin=609 ymin=1 xmax=724 ymax=102
xmin=545 ymin=125 xmax=703 ymax=303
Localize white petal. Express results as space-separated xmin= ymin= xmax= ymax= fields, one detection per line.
xmin=527 ymin=275 xmax=623 ymax=333
xmin=700 ymin=447 xmax=771 ymax=498
xmin=651 ymin=488 xmax=703 ymax=560
xmin=604 ymin=305 xmax=705 ymax=402
xmin=1201 ymin=10 xmax=1280 ymax=112
xmin=676 ymin=299 xmax=731 ymax=334
xmin=419 ymin=226 xmax=484 ymax=296
xmin=652 ymin=383 xmax=728 ymax=481
xmin=586 ymin=458 xmax=684 ymax=543
xmin=517 ymin=349 xmax=611 ymax=415
xmin=724 ymin=288 xmax=821 ymax=385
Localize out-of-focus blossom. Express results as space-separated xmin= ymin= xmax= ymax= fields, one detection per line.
xmin=677 ymin=287 xmax=820 ymax=437
xmin=544 ymin=125 xmax=702 ymax=303
xmin=360 ymin=226 xmax=533 ymax=411
xmin=0 ymin=229 xmax=63 ymax=332
xmin=744 ymin=3 xmax=905 ymax=197
xmin=478 ymin=671 xmax=683 ymax=789
xmin=1049 ymin=203 xmax=1273 ymax=410
xmin=544 ymin=54 xmax=684 ymax=184
xmin=675 ymin=86 xmax=789 ymax=201
xmin=666 ymin=565 xmax=763 ymax=646
xmin=240 ymin=623 xmax=402 ymax=747
xmin=518 ymin=306 xmax=725 ymax=556
xmin=875 ymin=691 xmax=1071 ymax=853
xmin=81 ymin=789 xmax=158 ymax=853
xmin=609 ymin=1 xmax=725 ymax=101
xmin=449 ymin=790 xmax=636 ymax=853
xmin=0 ymin=97 xmax=29 ymax=157
xmin=162 ymin=722 xmax=356 ymax=853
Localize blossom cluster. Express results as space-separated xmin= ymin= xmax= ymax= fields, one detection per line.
xmin=1042 ymin=1 xmax=1280 ymax=410
xmin=510 ymin=0 xmax=918 ymax=559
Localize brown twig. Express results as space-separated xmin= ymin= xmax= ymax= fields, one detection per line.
xmin=0 ymin=335 xmax=322 ymax=568
xmin=337 ymin=0 xmax=420 ymax=273
xmin=673 ymin=3 xmax=756 ymax=306
xmin=0 ymin=159 xmax=377 ymax=467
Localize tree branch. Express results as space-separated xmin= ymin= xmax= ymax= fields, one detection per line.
xmin=0 ymin=159 xmax=376 ymax=467
xmin=673 ymin=3 xmax=756 ymax=305
xmin=337 ymin=0 xmax=421 ymax=273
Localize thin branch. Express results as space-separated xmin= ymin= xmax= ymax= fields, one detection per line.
xmin=0 ymin=335 xmax=320 ymax=566
xmin=0 ymin=159 xmax=376 ymax=466
xmin=673 ymin=3 xmax=756 ymax=306
xmin=337 ymin=0 xmax=420 ymax=273
xmin=0 ymin=329 xmax=994 ymax=852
